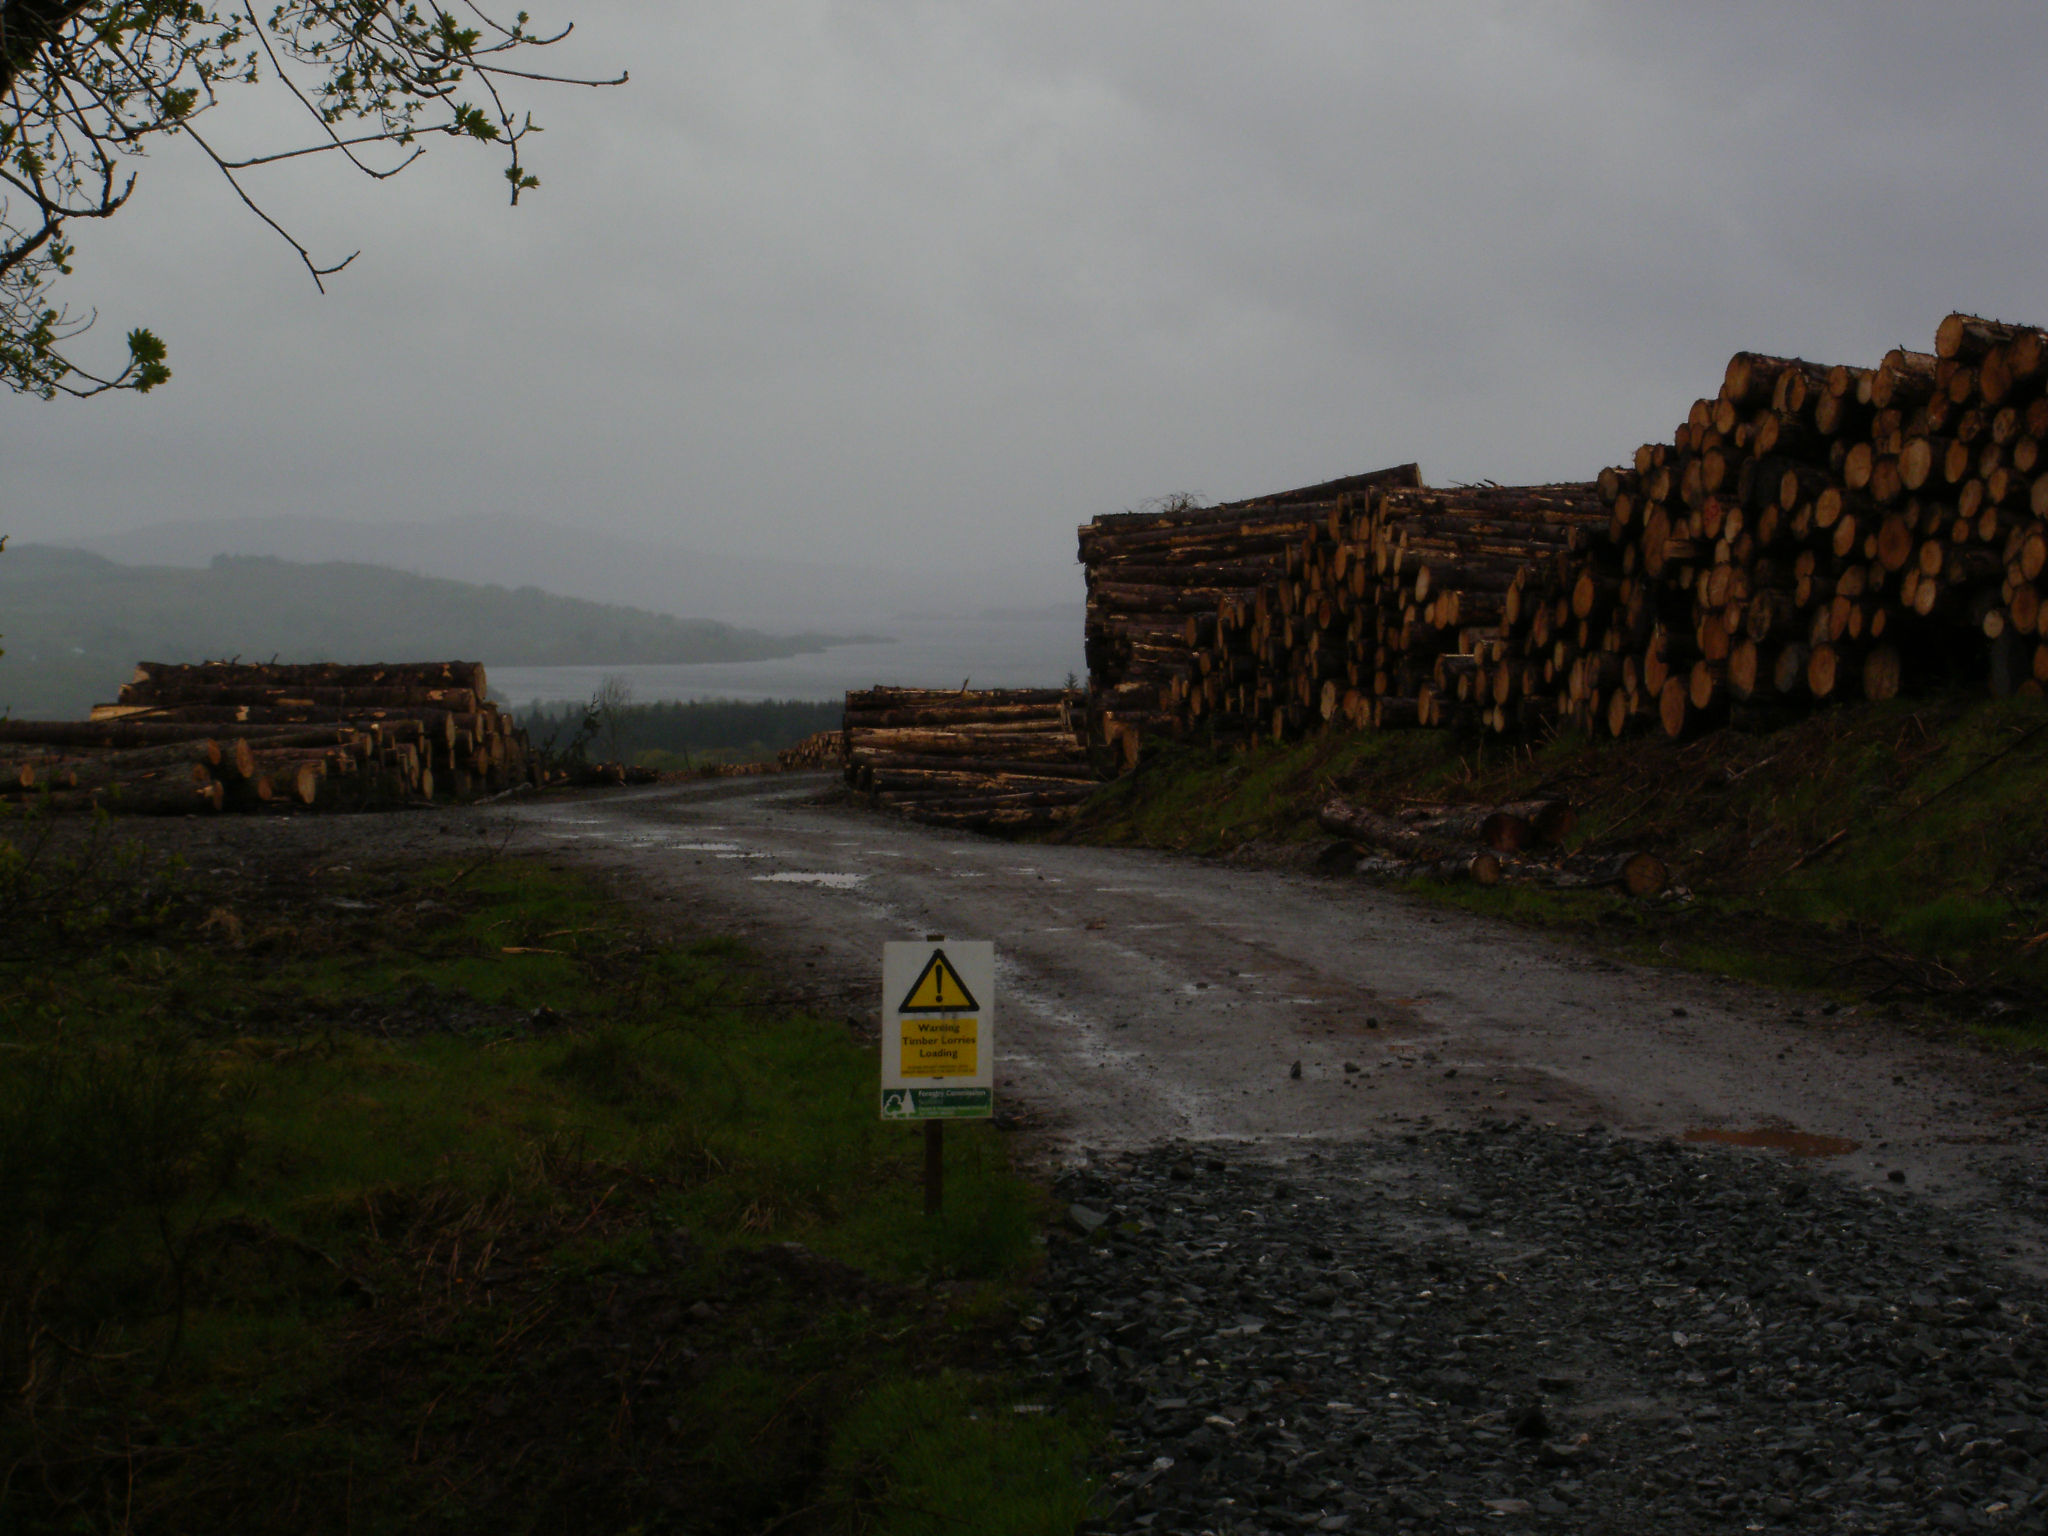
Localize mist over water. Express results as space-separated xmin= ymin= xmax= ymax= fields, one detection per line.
xmin=490 ymin=611 xmax=1084 ymax=706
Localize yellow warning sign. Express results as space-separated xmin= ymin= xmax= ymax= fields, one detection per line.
xmin=898 ymin=948 xmax=980 ymax=1014
xmin=900 ymin=1014 xmax=979 ymax=1076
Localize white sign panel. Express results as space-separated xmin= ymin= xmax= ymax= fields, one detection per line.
xmin=881 ymin=940 xmax=995 ymax=1120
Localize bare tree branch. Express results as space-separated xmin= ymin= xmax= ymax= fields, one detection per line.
xmin=0 ymin=1 xmax=620 ymax=396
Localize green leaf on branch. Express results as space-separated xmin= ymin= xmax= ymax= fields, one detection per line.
xmin=450 ymin=103 xmax=500 ymax=141
xmin=3 ymin=2 xmax=625 ymax=401
xmin=126 ymin=329 xmax=170 ymax=392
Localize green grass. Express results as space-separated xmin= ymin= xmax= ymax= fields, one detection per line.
xmin=1071 ymin=727 xmax=1461 ymax=854
xmin=0 ymin=838 xmax=1095 ymax=1534
xmin=1061 ymin=695 xmax=2048 ymax=1044
xmin=823 ymin=1374 xmax=1100 ymax=1536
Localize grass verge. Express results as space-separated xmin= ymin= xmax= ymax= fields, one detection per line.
xmin=0 ymin=824 xmax=1095 ymax=1534
xmin=1058 ymin=694 xmax=2048 ymax=1045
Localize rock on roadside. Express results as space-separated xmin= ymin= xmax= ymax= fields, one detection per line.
xmin=1016 ymin=1124 xmax=2048 ymax=1534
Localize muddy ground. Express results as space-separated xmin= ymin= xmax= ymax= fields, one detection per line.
xmin=473 ymin=778 xmax=2043 ymax=1247
xmin=111 ymin=775 xmax=2048 ymax=1251
xmin=72 ymin=776 xmax=2048 ymax=1531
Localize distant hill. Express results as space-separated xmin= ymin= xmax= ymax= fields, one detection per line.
xmin=44 ymin=511 xmax=1083 ymax=629
xmin=0 ymin=546 xmax=867 ymax=719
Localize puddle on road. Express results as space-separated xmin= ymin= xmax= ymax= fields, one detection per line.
xmin=752 ymin=872 xmax=866 ymax=889
xmin=672 ymin=842 xmax=742 ymax=852
xmin=1685 ymin=1126 xmax=1861 ymax=1158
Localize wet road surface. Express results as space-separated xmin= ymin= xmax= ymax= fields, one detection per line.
xmin=498 ymin=777 xmax=2048 ymax=1250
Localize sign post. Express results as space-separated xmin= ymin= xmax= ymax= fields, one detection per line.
xmin=881 ymin=937 xmax=995 ymax=1216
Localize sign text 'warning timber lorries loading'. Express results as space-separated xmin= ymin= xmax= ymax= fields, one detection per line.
xmin=881 ymin=940 xmax=995 ymax=1120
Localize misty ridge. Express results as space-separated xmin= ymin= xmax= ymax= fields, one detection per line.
xmin=0 ymin=545 xmax=872 ymax=719
xmin=48 ymin=511 xmax=1083 ymax=630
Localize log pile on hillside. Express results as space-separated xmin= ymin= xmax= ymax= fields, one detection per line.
xmin=1082 ymin=476 xmax=1605 ymax=746
xmin=2 ymin=661 xmax=534 ymax=814
xmin=1080 ymin=311 xmax=2048 ymax=766
xmin=777 ymin=730 xmax=846 ymax=771
xmin=1078 ymin=466 xmax=1422 ymax=768
xmin=842 ymin=686 xmax=1095 ymax=831
xmin=1561 ymin=314 xmax=2048 ymax=740
xmin=1287 ymin=481 xmax=1605 ymax=737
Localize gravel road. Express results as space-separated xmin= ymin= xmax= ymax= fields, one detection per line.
xmin=488 ymin=777 xmax=2048 ymax=1533
xmin=497 ymin=778 xmax=2048 ymax=1214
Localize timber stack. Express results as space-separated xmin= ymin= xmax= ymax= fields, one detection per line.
xmin=1091 ymin=474 xmax=1603 ymax=747
xmin=1551 ymin=311 xmax=2048 ymax=741
xmin=777 ymin=730 xmax=846 ymax=771
xmin=1301 ymin=480 xmax=1604 ymax=737
xmin=0 ymin=660 xmax=534 ymax=815
xmin=842 ymin=686 xmax=1096 ymax=832
xmin=1079 ymin=310 xmax=2048 ymax=766
xmin=1077 ymin=465 xmax=1422 ymax=769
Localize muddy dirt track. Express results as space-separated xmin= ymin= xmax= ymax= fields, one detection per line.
xmin=119 ymin=777 xmax=2048 ymax=1529
xmin=497 ymin=776 xmax=2048 ymax=1256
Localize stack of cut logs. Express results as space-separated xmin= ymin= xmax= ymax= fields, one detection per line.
xmin=842 ymin=686 xmax=1096 ymax=831
xmin=1559 ymin=313 xmax=2048 ymax=739
xmin=777 ymin=730 xmax=846 ymax=771
xmin=2 ymin=661 xmax=533 ymax=814
xmin=1078 ymin=466 xmax=1422 ymax=767
xmin=1269 ymin=481 xmax=1606 ymax=738
xmin=1079 ymin=311 xmax=2048 ymax=758
xmin=1081 ymin=476 xmax=1605 ymax=744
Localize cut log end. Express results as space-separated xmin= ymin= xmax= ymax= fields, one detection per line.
xmin=1609 ymin=851 xmax=1669 ymax=898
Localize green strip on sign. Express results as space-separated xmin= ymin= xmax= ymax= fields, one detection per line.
xmin=880 ymin=1087 xmax=993 ymax=1120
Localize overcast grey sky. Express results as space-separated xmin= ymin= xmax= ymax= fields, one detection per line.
xmin=6 ymin=2 xmax=2048 ymax=607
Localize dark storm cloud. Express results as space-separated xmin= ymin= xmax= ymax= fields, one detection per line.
xmin=6 ymin=2 xmax=2047 ymax=609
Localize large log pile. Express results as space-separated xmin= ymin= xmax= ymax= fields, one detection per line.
xmin=842 ymin=686 xmax=1095 ymax=831
xmin=1087 ymin=476 xmax=1603 ymax=746
xmin=1321 ymin=481 xmax=1604 ymax=736
xmin=1077 ymin=466 xmax=1422 ymax=766
xmin=1081 ymin=311 xmax=2048 ymax=763
xmin=1 ymin=661 xmax=534 ymax=814
xmin=1560 ymin=314 xmax=2048 ymax=740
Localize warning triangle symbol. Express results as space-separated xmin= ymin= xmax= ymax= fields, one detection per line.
xmin=899 ymin=948 xmax=980 ymax=1013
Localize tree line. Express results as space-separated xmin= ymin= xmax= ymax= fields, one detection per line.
xmin=513 ymin=696 xmax=842 ymax=766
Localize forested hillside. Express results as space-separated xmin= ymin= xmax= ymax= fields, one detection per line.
xmin=0 ymin=547 xmax=858 ymax=718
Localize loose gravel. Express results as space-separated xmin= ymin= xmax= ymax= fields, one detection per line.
xmin=1020 ymin=1124 xmax=2048 ymax=1534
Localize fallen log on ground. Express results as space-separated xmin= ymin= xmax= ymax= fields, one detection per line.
xmin=1317 ymin=797 xmax=1451 ymax=859
xmin=1322 ymin=795 xmax=1665 ymax=896
xmin=1393 ymin=798 xmax=1578 ymax=851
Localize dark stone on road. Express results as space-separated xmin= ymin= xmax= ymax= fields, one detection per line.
xmin=1033 ymin=1127 xmax=2048 ymax=1535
